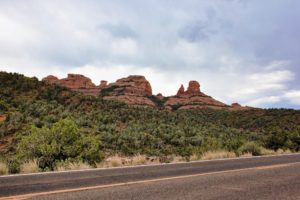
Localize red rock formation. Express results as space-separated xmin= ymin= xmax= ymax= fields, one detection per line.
xmin=59 ymin=74 xmax=95 ymax=89
xmin=176 ymin=81 xmax=201 ymax=96
xmin=231 ymin=103 xmax=242 ymax=108
xmin=99 ymin=80 xmax=108 ymax=88
xmin=186 ymin=80 xmax=200 ymax=94
xmin=43 ymin=74 xmax=99 ymax=96
xmin=230 ymin=102 xmax=254 ymax=111
xmin=42 ymin=73 xmax=255 ymax=111
xmin=42 ymin=75 xmax=59 ymax=83
xmin=101 ymin=75 xmax=155 ymax=106
xmin=165 ymin=80 xmax=229 ymax=110
xmin=113 ymin=75 xmax=152 ymax=96
xmin=176 ymin=84 xmax=185 ymax=96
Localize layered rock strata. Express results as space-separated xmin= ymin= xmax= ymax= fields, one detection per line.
xmin=43 ymin=74 xmax=253 ymax=110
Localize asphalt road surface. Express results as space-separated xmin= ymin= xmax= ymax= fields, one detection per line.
xmin=1 ymin=154 xmax=300 ymax=200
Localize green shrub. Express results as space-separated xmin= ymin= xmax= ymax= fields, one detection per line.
xmin=17 ymin=118 xmax=103 ymax=170
xmin=238 ymin=142 xmax=263 ymax=156
xmin=7 ymin=159 xmax=21 ymax=174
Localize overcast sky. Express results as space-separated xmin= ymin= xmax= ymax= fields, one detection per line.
xmin=0 ymin=0 xmax=300 ymax=108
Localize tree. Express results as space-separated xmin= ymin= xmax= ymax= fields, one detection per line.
xmin=17 ymin=118 xmax=103 ymax=170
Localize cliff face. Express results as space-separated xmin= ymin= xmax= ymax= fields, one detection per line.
xmin=42 ymin=74 xmax=253 ymax=110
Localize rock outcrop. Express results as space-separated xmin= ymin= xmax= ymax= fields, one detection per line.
xmin=99 ymin=80 xmax=108 ymax=88
xmin=110 ymin=75 xmax=152 ymax=96
xmin=186 ymin=81 xmax=200 ymax=94
xmin=42 ymin=74 xmax=254 ymax=111
xmin=156 ymin=93 xmax=164 ymax=100
xmin=43 ymin=75 xmax=59 ymax=83
xmin=43 ymin=74 xmax=100 ymax=96
xmin=165 ymin=81 xmax=229 ymax=110
xmin=58 ymin=74 xmax=96 ymax=89
xmin=101 ymin=75 xmax=155 ymax=107
xmin=230 ymin=102 xmax=254 ymax=111
xmin=177 ymin=84 xmax=185 ymax=96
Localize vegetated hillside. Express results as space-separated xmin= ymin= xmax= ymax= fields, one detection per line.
xmin=0 ymin=71 xmax=300 ymax=170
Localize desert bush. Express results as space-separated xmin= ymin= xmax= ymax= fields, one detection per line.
xmin=276 ymin=148 xmax=292 ymax=154
xmin=17 ymin=118 xmax=103 ymax=170
xmin=238 ymin=142 xmax=263 ymax=156
xmin=7 ymin=159 xmax=21 ymax=174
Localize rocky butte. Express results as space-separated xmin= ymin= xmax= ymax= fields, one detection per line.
xmin=42 ymin=74 xmax=253 ymax=111
xmin=165 ymin=81 xmax=230 ymax=110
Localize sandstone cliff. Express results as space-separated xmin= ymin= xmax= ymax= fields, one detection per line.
xmin=42 ymin=74 xmax=253 ymax=110
xmin=100 ymin=75 xmax=155 ymax=107
xmin=43 ymin=74 xmax=100 ymax=96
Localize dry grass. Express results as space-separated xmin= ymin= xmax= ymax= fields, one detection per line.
xmin=189 ymin=154 xmax=201 ymax=161
xmin=259 ymin=148 xmax=292 ymax=156
xmin=57 ymin=162 xmax=91 ymax=171
xmin=240 ymin=153 xmax=253 ymax=158
xmin=171 ymin=156 xmax=187 ymax=163
xmin=101 ymin=154 xmax=161 ymax=168
xmin=21 ymin=160 xmax=39 ymax=174
xmin=277 ymin=149 xmax=292 ymax=154
xmin=260 ymin=148 xmax=277 ymax=156
xmin=131 ymin=154 xmax=147 ymax=165
xmin=102 ymin=155 xmax=124 ymax=168
xmin=200 ymin=150 xmax=236 ymax=160
xmin=0 ymin=162 xmax=8 ymax=175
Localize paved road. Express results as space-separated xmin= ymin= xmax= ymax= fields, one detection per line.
xmin=0 ymin=154 xmax=300 ymax=200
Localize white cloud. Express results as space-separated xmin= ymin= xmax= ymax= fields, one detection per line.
xmin=246 ymin=96 xmax=282 ymax=107
xmin=284 ymin=91 xmax=300 ymax=105
xmin=110 ymin=38 xmax=139 ymax=57
xmin=248 ymin=70 xmax=293 ymax=84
